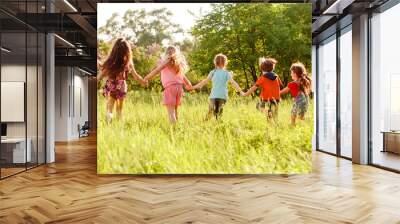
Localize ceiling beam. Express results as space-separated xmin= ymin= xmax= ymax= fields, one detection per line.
xmin=67 ymin=13 xmax=97 ymax=46
xmin=55 ymin=55 xmax=96 ymax=71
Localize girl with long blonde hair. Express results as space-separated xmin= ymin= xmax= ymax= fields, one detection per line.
xmin=144 ymin=46 xmax=192 ymax=124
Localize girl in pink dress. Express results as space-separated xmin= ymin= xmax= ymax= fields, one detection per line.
xmin=145 ymin=46 xmax=192 ymax=124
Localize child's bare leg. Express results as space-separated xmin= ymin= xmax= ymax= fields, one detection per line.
xmin=204 ymin=110 xmax=212 ymax=121
xmin=166 ymin=105 xmax=177 ymax=124
xmin=116 ymin=99 xmax=124 ymax=120
xmin=272 ymin=106 xmax=278 ymax=123
xmin=204 ymin=100 xmax=214 ymax=121
xmin=106 ymin=97 xmax=116 ymax=124
xmin=291 ymin=115 xmax=297 ymax=126
xmin=299 ymin=114 xmax=305 ymax=120
xmin=175 ymin=105 xmax=179 ymax=121
xmin=265 ymin=110 xmax=271 ymax=121
xmin=268 ymin=110 xmax=278 ymax=124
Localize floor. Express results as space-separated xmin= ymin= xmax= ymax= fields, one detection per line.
xmin=372 ymin=150 xmax=400 ymax=171
xmin=1 ymin=163 xmax=44 ymax=179
xmin=0 ymin=167 xmax=25 ymax=178
xmin=0 ymin=135 xmax=400 ymax=224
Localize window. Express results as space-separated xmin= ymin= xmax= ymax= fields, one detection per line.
xmin=370 ymin=3 xmax=400 ymax=171
xmin=339 ymin=26 xmax=352 ymax=158
xmin=317 ymin=35 xmax=337 ymax=154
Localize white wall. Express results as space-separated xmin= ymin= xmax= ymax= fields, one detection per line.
xmin=1 ymin=65 xmax=26 ymax=139
xmin=1 ymin=65 xmax=37 ymax=137
xmin=1 ymin=63 xmax=46 ymax=164
xmin=55 ymin=67 xmax=89 ymax=141
xmin=72 ymin=73 xmax=89 ymax=138
xmin=55 ymin=66 xmax=69 ymax=141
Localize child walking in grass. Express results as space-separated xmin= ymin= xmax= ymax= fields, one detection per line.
xmin=242 ymin=58 xmax=282 ymax=121
xmin=97 ymin=38 xmax=147 ymax=124
xmin=144 ymin=46 xmax=193 ymax=124
xmin=280 ymin=62 xmax=311 ymax=125
xmin=191 ymin=53 xmax=244 ymax=120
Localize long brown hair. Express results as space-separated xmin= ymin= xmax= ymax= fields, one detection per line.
xmin=101 ymin=38 xmax=132 ymax=80
xmin=165 ymin=46 xmax=187 ymax=75
xmin=290 ymin=62 xmax=311 ymax=95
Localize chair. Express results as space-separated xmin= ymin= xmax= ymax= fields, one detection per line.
xmin=78 ymin=121 xmax=90 ymax=138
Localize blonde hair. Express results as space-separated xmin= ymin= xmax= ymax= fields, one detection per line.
xmin=259 ymin=57 xmax=277 ymax=72
xmin=214 ymin=53 xmax=228 ymax=68
xmin=164 ymin=46 xmax=188 ymax=75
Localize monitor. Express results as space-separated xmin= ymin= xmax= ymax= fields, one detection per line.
xmin=1 ymin=123 xmax=7 ymax=137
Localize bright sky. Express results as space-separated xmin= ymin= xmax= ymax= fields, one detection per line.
xmin=97 ymin=3 xmax=213 ymax=42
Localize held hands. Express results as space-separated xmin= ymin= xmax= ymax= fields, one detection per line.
xmin=236 ymin=88 xmax=246 ymax=97
xmin=142 ymin=75 xmax=152 ymax=87
xmin=140 ymin=78 xmax=148 ymax=87
xmin=186 ymin=84 xmax=194 ymax=91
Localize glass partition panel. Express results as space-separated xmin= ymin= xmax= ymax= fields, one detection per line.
xmin=317 ymin=35 xmax=337 ymax=154
xmin=339 ymin=27 xmax=352 ymax=158
xmin=1 ymin=31 xmax=27 ymax=177
xmin=38 ymin=32 xmax=45 ymax=165
xmin=26 ymin=0 xmax=40 ymax=169
xmin=27 ymin=31 xmax=38 ymax=169
xmin=0 ymin=1 xmax=46 ymax=179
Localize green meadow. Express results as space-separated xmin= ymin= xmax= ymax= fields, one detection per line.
xmin=97 ymin=90 xmax=313 ymax=174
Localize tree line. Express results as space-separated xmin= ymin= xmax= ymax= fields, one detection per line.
xmin=98 ymin=3 xmax=311 ymax=92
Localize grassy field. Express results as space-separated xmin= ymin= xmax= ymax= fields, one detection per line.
xmin=97 ymin=90 xmax=313 ymax=174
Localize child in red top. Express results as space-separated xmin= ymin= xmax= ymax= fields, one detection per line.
xmin=280 ymin=62 xmax=311 ymax=125
xmin=242 ymin=58 xmax=282 ymax=120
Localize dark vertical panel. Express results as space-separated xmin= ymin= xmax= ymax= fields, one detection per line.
xmin=73 ymin=68 xmax=75 ymax=118
xmin=37 ymin=0 xmax=39 ymax=167
xmin=44 ymin=0 xmax=48 ymax=164
xmin=336 ymin=28 xmax=341 ymax=157
xmin=367 ymin=11 xmax=373 ymax=165
xmin=0 ymin=20 xmax=2 ymax=180
xmin=315 ymin=44 xmax=319 ymax=151
xmin=60 ymin=68 xmax=62 ymax=117
xmin=44 ymin=33 xmax=47 ymax=164
xmin=25 ymin=0 xmax=28 ymax=171
xmin=69 ymin=69 xmax=71 ymax=118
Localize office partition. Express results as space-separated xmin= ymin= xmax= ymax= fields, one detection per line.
xmin=0 ymin=0 xmax=47 ymax=179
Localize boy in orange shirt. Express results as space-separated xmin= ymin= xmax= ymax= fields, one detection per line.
xmin=242 ymin=58 xmax=282 ymax=120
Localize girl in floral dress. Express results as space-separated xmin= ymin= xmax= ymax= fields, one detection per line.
xmin=97 ymin=38 xmax=147 ymax=123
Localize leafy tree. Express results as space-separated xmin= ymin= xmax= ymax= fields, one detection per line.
xmin=189 ymin=3 xmax=311 ymax=91
xmin=98 ymin=4 xmax=311 ymax=94
xmin=99 ymin=8 xmax=188 ymax=91
xmin=98 ymin=8 xmax=183 ymax=47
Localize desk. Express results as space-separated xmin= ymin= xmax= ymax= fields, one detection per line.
xmin=382 ymin=131 xmax=400 ymax=154
xmin=1 ymin=138 xmax=31 ymax=163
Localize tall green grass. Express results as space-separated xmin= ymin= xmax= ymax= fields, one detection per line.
xmin=97 ymin=90 xmax=313 ymax=174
